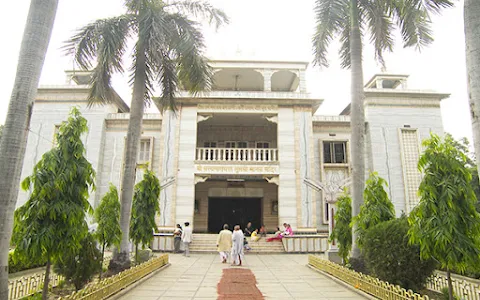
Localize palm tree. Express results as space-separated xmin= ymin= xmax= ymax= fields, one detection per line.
xmin=0 ymin=0 xmax=59 ymax=297
xmin=65 ymin=0 xmax=228 ymax=270
xmin=465 ymin=0 xmax=480 ymax=186
xmin=312 ymin=0 xmax=453 ymax=257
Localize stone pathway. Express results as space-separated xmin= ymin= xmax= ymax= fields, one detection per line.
xmin=118 ymin=253 xmax=366 ymax=300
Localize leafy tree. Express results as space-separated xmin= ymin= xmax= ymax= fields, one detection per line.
xmin=354 ymin=172 xmax=395 ymax=248
xmin=363 ymin=216 xmax=436 ymax=291
xmin=11 ymin=108 xmax=95 ymax=300
xmin=312 ymin=0 xmax=454 ymax=258
xmin=408 ymin=133 xmax=480 ymax=300
xmin=130 ymin=169 xmax=160 ymax=263
xmin=0 ymin=1 xmax=59 ymax=296
xmin=54 ymin=233 xmax=102 ymax=291
xmin=64 ymin=0 xmax=228 ymax=271
xmin=94 ymin=184 xmax=121 ymax=279
xmin=0 ymin=124 xmax=3 ymax=142
xmin=329 ymin=190 xmax=352 ymax=265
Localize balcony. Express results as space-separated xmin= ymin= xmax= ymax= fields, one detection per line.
xmin=196 ymin=147 xmax=278 ymax=162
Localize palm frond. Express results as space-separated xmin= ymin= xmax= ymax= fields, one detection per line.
xmin=361 ymin=0 xmax=394 ymax=68
xmin=166 ymin=13 xmax=212 ymax=94
xmin=312 ymin=0 xmax=349 ymax=67
xmin=421 ymin=0 xmax=455 ymax=14
xmin=392 ymin=0 xmax=434 ymax=50
xmin=157 ymin=51 xmax=179 ymax=112
xmin=167 ymin=0 xmax=229 ymax=29
xmin=64 ymin=15 xmax=133 ymax=105
xmin=338 ymin=14 xmax=351 ymax=69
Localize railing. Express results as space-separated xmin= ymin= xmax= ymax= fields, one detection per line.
xmin=8 ymin=272 xmax=64 ymax=300
xmin=59 ymin=254 xmax=169 ymax=300
xmin=426 ymin=272 xmax=480 ymax=299
xmin=308 ymin=255 xmax=430 ymax=300
xmin=282 ymin=235 xmax=329 ymax=253
xmin=196 ymin=147 xmax=278 ymax=162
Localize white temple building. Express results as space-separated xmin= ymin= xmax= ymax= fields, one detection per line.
xmin=17 ymin=60 xmax=449 ymax=234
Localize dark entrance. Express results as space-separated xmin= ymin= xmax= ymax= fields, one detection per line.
xmin=208 ymin=197 xmax=262 ymax=233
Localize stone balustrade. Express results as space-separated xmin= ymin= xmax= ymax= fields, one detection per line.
xmin=282 ymin=235 xmax=329 ymax=253
xmin=196 ymin=147 xmax=278 ymax=162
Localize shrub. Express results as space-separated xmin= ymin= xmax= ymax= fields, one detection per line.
xmin=54 ymin=233 xmax=102 ymax=290
xmin=440 ymin=287 xmax=460 ymax=300
xmin=348 ymin=256 xmax=368 ymax=274
xmin=363 ymin=216 xmax=436 ymax=291
xmin=9 ymin=251 xmax=46 ymax=273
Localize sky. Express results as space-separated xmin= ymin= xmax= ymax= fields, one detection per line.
xmin=0 ymin=0 xmax=472 ymax=141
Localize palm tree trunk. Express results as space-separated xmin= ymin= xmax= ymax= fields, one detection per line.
xmin=349 ymin=0 xmax=366 ymax=259
xmin=109 ymin=39 xmax=147 ymax=272
xmin=446 ymin=269 xmax=453 ymax=300
xmin=42 ymin=257 xmax=51 ymax=300
xmin=0 ymin=1 xmax=59 ymax=297
xmin=465 ymin=0 xmax=480 ymax=184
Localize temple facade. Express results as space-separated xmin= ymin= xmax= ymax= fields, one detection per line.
xmin=17 ymin=60 xmax=449 ymax=233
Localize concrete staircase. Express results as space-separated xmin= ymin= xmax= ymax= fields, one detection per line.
xmin=190 ymin=234 xmax=285 ymax=254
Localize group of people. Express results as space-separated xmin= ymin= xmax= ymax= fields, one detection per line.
xmin=173 ymin=222 xmax=193 ymax=256
xmin=172 ymin=221 xmax=294 ymax=263
xmin=216 ymin=224 xmax=246 ymax=266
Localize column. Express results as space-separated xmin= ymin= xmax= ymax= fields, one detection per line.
xmin=263 ymin=69 xmax=272 ymax=91
xmin=278 ymin=107 xmax=297 ymax=228
xmin=175 ymin=106 xmax=198 ymax=227
xmin=299 ymin=70 xmax=307 ymax=93
xmin=158 ymin=109 xmax=178 ymax=228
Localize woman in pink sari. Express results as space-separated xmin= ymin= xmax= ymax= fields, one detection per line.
xmin=267 ymin=224 xmax=293 ymax=242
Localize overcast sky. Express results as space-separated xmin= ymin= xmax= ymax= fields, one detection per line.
xmin=0 ymin=0 xmax=471 ymax=140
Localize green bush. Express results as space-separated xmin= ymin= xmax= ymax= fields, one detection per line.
xmin=440 ymin=287 xmax=460 ymax=300
xmin=9 ymin=251 xmax=46 ymax=274
xmin=54 ymin=233 xmax=102 ymax=290
xmin=362 ymin=216 xmax=436 ymax=291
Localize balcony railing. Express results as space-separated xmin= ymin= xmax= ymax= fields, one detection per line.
xmin=196 ymin=148 xmax=278 ymax=162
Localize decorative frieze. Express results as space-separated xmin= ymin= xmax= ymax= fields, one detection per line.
xmin=197 ymin=104 xmax=278 ymax=113
xmin=195 ymin=164 xmax=279 ymax=175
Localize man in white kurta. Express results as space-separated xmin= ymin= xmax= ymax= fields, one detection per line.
xmin=217 ymin=224 xmax=233 ymax=263
xmin=231 ymin=225 xmax=244 ymax=266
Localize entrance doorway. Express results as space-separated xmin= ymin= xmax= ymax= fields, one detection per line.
xmin=208 ymin=197 xmax=262 ymax=233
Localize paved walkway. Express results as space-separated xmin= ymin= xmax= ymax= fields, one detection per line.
xmin=118 ymin=253 xmax=366 ymax=300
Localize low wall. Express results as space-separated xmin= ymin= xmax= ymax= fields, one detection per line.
xmin=282 ymin=235 xmax=329 ymax=253
xmin=9 ymin=272 xmax=64 ymax=300
xmin=151 ymin=233 xmax=175 ymax=251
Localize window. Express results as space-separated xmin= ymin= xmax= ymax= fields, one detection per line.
xmin=256 ymin=142 xmax=270 ymax=149
xmin=323 ymin=141 xmax=347 ymax=163
xmin=237 ymin=141 xmax=248 ymax=148
xmin=138 ymin=138 xmax=152 ymax=163
xmin=204 ymin=141 xmax=217 ymax=148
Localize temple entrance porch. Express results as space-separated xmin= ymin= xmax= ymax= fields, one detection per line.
xmin=193 ymin=177 xmax=278 ymax=233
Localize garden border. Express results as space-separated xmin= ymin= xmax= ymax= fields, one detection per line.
xmin=308 ymin=255 xmax=430 ymax=300
xmin=58 ymin=254 xmax=169 ymax=300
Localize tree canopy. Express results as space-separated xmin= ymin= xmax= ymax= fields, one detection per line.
xmin=130 ymin=168 xmax=161 ymax=260
xmin=11 ymin=107 xmax=95 ymax=299
xmin=330 ymin=189 xmax=352 ymax=264
xmin=354 ymin=172 xmax=395 ymax=248
xmin=408 ymin=133 xmax=480 ymax=272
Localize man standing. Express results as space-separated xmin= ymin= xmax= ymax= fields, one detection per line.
xmin=216 ymin=224 xmax=232 ymax=263
xmin=231 ymin=225 xmax=244 ymax=266
xmin=181 ymin=222 xmax=193 ymax=257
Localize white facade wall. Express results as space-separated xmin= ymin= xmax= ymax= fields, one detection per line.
xmin=365 ymin=102 xmax=444 ymax=216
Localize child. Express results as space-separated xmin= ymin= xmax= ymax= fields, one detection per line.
xmin=259 ymin=225 xmax=267 ymax=237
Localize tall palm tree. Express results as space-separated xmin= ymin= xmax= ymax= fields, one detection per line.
xmin=0 ymin=0 xmax=59 ymax=297
xmin=312 ymin=0 xmax=453 ymax=258
xmin=65 ymin=0 xmax=228 ymax=270
xmin=465 ymin=0 xmax=480 ymax=186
